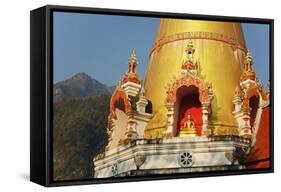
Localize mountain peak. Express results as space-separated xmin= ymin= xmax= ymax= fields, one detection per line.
xmin=54 ymin=72 xmax=112 ymax=102
xmin=71 ymin=72 xmax=92 ymax=81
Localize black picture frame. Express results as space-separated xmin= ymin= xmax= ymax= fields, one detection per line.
xmin=30 ymin=4 xmax=274 ymax=187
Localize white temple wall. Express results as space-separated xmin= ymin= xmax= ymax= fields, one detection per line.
xmin=110 ymin=109 xmax=128 ymax=149
xmin=94 ymin=137 xmax=249 ymax=178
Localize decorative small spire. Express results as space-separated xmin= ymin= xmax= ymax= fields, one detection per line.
xmin=136 ymin=82 xmax=148 ymax=113
xmin=240 ymin=49 xmax=256 ymax=83
xmin=128 ymin=48 xmax=138 ymax=73
xmin=245 ymin=49 xmax=254 ymax=72
xmin=130 ymin=48 xmax=137 ymax=59
xmin=234 ymin=85 xmax=242 ymax=98
xmin=120 ymin=48 xmax=142 ymax=95
xmin=140 ymin=85 xmax=145 ymax=97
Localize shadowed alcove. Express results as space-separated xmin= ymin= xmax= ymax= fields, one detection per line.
xmin=174 ymin=85 xmax=202 ymax=136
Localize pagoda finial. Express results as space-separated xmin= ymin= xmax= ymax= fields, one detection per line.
xmin=129 ymin=48 xmax=137 ymax=64
xmin=128 ymin=48 xmax=138 ymax=73
xmin=245 ymin=49 xmax=254 ymax=72
xmin=121 ymin=49 xmax=141 ymax=94
xmin=131 ymin=48 xmax=136 ymax=58
xmin=240 ymin=49 xmax=256 ymax=83
xmin=140 ymin=85 xmax=145 ymax=97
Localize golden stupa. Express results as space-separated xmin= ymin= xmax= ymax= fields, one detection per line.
xmin=144 ymin=18 xmax=247 ymax=138
xmin=94 ymin=17 xmax=271 ymax=179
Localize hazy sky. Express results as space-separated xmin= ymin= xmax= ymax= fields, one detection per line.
xmin=53 ymin=12 xmax=270 ymax=88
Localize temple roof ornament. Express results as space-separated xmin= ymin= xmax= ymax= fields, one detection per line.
xmin=109 ymin=86 xmax=132 ymax=120
xmin=234 ymin=86 xmax=243 ymax=99
xmin=235 ymin=49 xmax=269 ymax=103
xmin=240 ymin=50 xmax=257 ymax=83
xmin=266 ymin=80 xmax=270 ymax=95
xmin=137 ymin=85 xmax=149 ymax=113
xmin=139 ymin=86 xmax=146 ymax=98
xmin=128 ymin=48 xmax=137 ymax=68
xmin=122 ymin=49 xmax=141 ymax=84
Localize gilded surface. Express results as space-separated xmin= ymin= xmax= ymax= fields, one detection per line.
xmin=144 ymin=106 xmax=167 ymax=138
xmin=144 ymin=19 xmax=247 ymax=136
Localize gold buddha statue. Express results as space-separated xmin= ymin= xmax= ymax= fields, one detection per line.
xmin=179 ymin=114 xmax=197 ymax=137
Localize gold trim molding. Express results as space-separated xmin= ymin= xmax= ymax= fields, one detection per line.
xmin=150 ymin=31 xmax=246 ymax=55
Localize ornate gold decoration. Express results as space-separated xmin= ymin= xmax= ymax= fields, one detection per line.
xmin=151 ymin=31 xmax=246 ymax=56
xmin=162 ymin=40 xmax=214 ymax=138
xmin=212 ymin=125 xmax=239 ymax=136
xmin=144 ymin=127 xmax=166 ymax=139
xmin=181 ymin=40 xmax=197 ymax=73
xmin=234 ymin=86 xmax=243 ymax=99
xmin=166 ymin=75 xmax=210 ymax=104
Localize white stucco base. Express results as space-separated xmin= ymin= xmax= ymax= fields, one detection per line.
xmin=94 ymin=136 xmax=250 ymax=178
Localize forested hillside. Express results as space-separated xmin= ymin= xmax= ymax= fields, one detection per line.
xmin=53 ymin=94 xmax=110 ymax=181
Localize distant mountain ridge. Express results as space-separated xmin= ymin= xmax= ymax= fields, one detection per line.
xmin=54 ymin=73 xmax=115 ymax=102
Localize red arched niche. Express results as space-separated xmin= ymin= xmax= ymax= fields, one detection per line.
xmin=109 ymin=88 xmax=131 ymax=120
xmin=249 ymin=95 xmax=259 ymax=127
xmin=114 ymin=98 xmax=126 ymax=112
xmin=242 ymin=87 xmax=260 ymax=128
xmin=175 ymin=85 xmax=202 ymax=135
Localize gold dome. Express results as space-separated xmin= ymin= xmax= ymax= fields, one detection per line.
xmin=144 ymin=18 xmax=247 ymax=137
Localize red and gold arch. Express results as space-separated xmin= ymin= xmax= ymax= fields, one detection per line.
xmin=109 ymin=87 xmax=132 ymax=120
